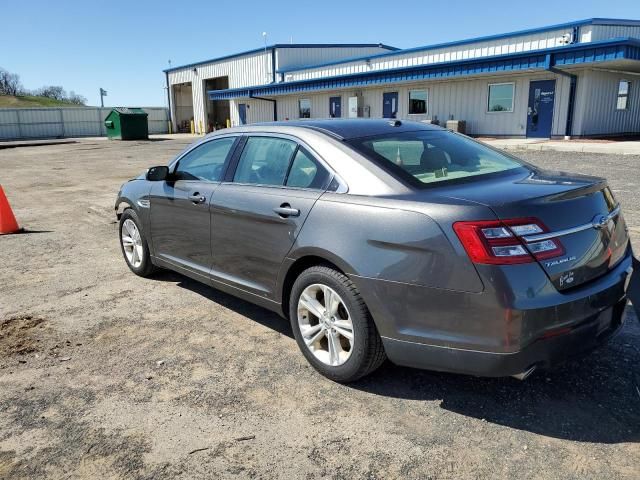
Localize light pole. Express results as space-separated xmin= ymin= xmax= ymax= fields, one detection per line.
xmin=262 ymin=32 xmax=269 ymax=82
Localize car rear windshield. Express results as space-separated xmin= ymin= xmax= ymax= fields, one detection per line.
xmin=348 ymin=130 xmax=524 ymax=187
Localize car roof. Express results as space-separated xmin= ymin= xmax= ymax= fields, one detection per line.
xmin=250 ymin=119 xmax=443 ymax=140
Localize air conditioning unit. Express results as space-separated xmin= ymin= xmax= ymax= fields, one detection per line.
xmin=559 ymin=33 xmax=574 ymax=45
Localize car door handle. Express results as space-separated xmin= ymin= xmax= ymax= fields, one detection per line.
xmin=273 ymin=204 xmax=300 ymax=218
xmin=189 ymin=192 xmax=206 ymax=204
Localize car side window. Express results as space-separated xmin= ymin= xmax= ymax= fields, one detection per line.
xmin=233 ymin=137 xmax=297 ymax=186
xmin=174 ymin=137 xmax=236 ymax=182
xmin=285 ymin=148 xmax=330 ymax=189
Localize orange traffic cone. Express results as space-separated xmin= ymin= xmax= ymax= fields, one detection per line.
xmin=0 ymin=185 xmax=21 ymax=235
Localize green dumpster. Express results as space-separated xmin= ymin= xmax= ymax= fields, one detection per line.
xmin=104 ymin=108 xmax=149 ymax=140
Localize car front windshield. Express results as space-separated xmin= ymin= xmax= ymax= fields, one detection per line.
xmin=349 ymin=130 xmax=523 ymax=186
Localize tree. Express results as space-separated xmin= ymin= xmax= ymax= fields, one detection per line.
xmin=0 ymin=68 xmax=23 ymax=96
xmin=1 ymin=68 xmax=86 ymax=105
xmin=37 ymin=85 xmax=66 ymax=101
xmin=67 ymin=91 xmax=87 ymax=105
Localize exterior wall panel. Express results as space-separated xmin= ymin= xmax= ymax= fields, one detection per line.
xmin=230 ymin=98 xmax=275 ymax=126
xmin=573 ymin=69 xmax=640 ymax=136
xmin=277 ymin=46 xmax=391 ymax=72
xmin=283 ymin=28 xmax=578 ymax=81
xmin=269 ymin=73 xmax=570 ymax=137
xmin=579 ymin=26 xmax=593 ymax=43
xmin=591 ymin=25 xmax=640 ymax=41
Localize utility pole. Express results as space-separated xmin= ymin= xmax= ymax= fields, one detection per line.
xmin=99 ymin=88 xmax=107 ymax=108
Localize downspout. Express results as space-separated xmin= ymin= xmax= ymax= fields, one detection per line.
xmin=165 ymin=71 xmax=173 ymax=133
xmin=271 ymin=47 xmax=277 ymax=83
xmin=545 ymin=53 xmax=577 ymax=139
xmin=249 ymin=91 xmax=277 ymax=121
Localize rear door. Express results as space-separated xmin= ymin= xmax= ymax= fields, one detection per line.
xmin=210 ymin=135 xmax=332 ymax=298
xmin=149 ymin=136 xmax=238 ymax=277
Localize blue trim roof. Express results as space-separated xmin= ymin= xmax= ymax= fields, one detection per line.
xmin=276 ymin=18 xmax=640 ymax=74
xmin=208 ymin=38 xmax=640 ymax=100
xmin=163 ymin=43 xmax=398 ymax=73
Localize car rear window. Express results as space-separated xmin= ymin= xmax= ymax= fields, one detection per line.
xmin=348 ymin=130 xmax=523 ymax=187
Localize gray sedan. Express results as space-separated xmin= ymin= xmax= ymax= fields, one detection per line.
xmin=115 ymin=119 xmax=637 ymax=382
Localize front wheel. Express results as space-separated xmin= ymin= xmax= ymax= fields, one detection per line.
xmin=289 ymin=266 xmax=386 ymax=383
xmin=119 ymin=209 xmax=157 ymax=277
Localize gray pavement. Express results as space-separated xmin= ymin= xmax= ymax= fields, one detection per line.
xmin=483 ymin=138 xmax=640 ymax=155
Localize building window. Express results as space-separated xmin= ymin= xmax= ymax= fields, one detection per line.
xmin=408 ymin=90 xmax=428 ymax=115
xmin=299 ymin=99 xmax=311 ymax=118
xmin=616 ymin=80 xmax=630 ymax=110
xmin=487 ymin=83 xmax=514 ymax=112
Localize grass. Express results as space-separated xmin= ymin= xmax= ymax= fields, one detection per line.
xmin=0 ymin=95 xmax=84 ymax=108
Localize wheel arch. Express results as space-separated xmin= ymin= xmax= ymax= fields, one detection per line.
xmin=278 ymin=248 xmax=356 ymax=320
xmin=115 ymin=198 xmax=133 ymax=219
xmin=115 ymin=196 xmax=156 ymax=257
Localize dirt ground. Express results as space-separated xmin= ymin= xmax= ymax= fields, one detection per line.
xmin=0 ymin=137 xmax=639 ymax=480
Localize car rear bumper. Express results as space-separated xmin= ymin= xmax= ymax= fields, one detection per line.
xmin=381 ymin=298 xmax=626 ymax=377
xmin=353 ymin=249 xmax=634 ymax=377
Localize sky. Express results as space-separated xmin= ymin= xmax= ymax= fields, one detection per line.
xmin=3 ymin=0 xmax=640 ymax=107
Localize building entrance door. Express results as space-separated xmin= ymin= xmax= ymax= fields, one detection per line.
xmin=329 ymin=97 xmax=342 ymax=118
xmin=238 ymin=104 xmax=247 ymax=125
xmin=383 ymin=92 xmax=398 ymax=119
xmin=526 ymin=80 xmax=556 ymax=138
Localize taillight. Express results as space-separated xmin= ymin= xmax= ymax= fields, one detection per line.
xmin=453 ymin=218 xmax=564 ymax=265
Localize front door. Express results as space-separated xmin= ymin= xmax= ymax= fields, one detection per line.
xmin=526 ymin=80 xmax=556 ymax=138
xmin=329 ymin=97 xmax=342 ymax=118
xmin=149 ymin=136 xmax=238 ymax=277
xmin=238 ymin=103 xmax=247 ymax=125
xmin=383 ymin=92 xmax=398 ymax=119
xmin=210 ymin=136 xmax=330 ymax=298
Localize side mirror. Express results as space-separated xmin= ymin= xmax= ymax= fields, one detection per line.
xmin=146 ymin=166 xmax=169 ymax=181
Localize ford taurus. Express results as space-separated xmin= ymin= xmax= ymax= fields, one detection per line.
xmin=115 ymin=119 xmax=637 ymax=382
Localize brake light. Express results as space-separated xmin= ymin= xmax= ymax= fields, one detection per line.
xmin=453 ymin=218 xmax=564 ymax=265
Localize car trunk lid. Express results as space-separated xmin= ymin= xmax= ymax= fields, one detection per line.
xmin=439 ymin=168 xmax=629 ymax=290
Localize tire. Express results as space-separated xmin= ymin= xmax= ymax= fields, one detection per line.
xmin=119 ymin=209 xmax=157 ymax=277
xmin=289 ymin=265 xmax=386 ymax=383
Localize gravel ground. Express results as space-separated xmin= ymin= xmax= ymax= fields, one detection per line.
xmin=0 ymin=138 xmax=639 ymax=480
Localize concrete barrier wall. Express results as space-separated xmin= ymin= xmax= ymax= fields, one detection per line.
xmin=0 ymin=107 xmax=169 ymax=140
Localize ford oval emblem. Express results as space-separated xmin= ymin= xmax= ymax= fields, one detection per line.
xmin=592 ymin=214 xmax=609 ymax=229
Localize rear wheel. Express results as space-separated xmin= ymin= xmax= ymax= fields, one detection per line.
xmin=119 ymin=209 xmax=157 ymax=277
xmin=289 ymin=265 xmax=386 ymax=383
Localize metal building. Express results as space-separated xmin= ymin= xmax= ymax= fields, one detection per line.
xmin=165 ymin=18 xmax=640 ymax=138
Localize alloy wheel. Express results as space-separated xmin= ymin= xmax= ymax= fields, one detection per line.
xmin=297 ymin=283 xmax=354 ymax=366
xmin=121 ymin=218 xmax=144 ymax=268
